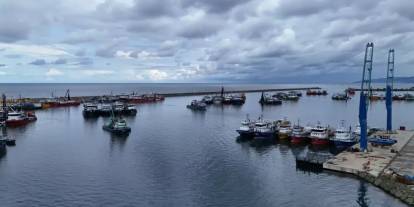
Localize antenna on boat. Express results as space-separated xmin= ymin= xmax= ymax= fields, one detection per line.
xmin=2 ymin=94 xmax=7 ymax=121
xmin=66 ymin=89 xmax=71 ymax=100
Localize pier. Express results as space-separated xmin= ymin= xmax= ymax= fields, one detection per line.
xmin=323 ymin=130 xmax=414 ymax=205
xmin=353 ymin=87 xmax=414 ymax=92
xmin=7 ymin=87 xmax=321 ymax=103
xmin=158 ymin=87 xmax=320 ymax=97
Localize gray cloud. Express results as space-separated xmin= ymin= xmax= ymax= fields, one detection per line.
xmin=0 ymin=64 xmax=6 ymax=67
xmin=30 ymin=59 xmax=47 ymax=66
xmin=75 ymin=49 xmax=86 ymax=57
xmin=52 ymin=58 xmax=67 ymax=65
xmin=182 ymin=0 xmax=249 ymax=14
xmin=4 ymin=54 xmax=22 ymax=59
xmin=0 ymin=0 xmax=414 ymax=82
xmin=74 ymin=57 xmax=93 ymax=65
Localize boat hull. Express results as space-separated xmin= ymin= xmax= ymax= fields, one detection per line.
xmin=278 ymin=133 xmax=290 ymax=139
xmin=236 ymin=130 xmax=254 ymax=138
xmin=83 ymin=110 xmax=100 ymax=118
xmin=254 ymin=131 xmax=275 ymax=139
xmin=6 ymin=119 xmax=30 ymax=127
xmin=102 ymin=125 xmax=131 ymax=135
xmin=333 ymin=140 xmax=356 ymax=148
xmin=291 ymin=136 xmax=308 ymax=144
xmin=310 ymin=138 xmax=330 ymax=146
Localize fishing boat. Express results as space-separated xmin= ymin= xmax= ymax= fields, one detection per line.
xmin=4 ymin=136 xmax=15 ymax=146
xmin=123 ymin=104 xmax=137 ymax=116
xmin=26 ymin=112 xmax=37 ymax=121
xmin=113 ymin=102 xmax=125 ymax=114
xmin=393 ymin=94 xmax=405 ymax=101
xmin=231 ymin=94 xmax=245 ymax=105
xmin=369 ymin=93 xmax=385 ymax=101
xmin=253 ymin=117 xmax=276 ymax=139
xmin=223 ymin=96 xmax=233 ymax=104
xmin=332 ymin=93 xmax=350 ymax=100
xmin=83 ymin=103 xmax=99 ymax=117
xmin=186 ymin=100 xmax=207 ymax=111
xmin=273 ymin=92 xmax=287 ymax=100
xmin=99 ymin=104 xmax=112 ymax=116
xmin=236 ymin=115 xmax=255 ymax=138
xmin=353 ymin=123 xmax=361 ymax=136
xmin=403 ymin=93 xmax=414 ymax=101
xmin=331 ymin=121 xmax=357 ymax=148
xmin=202 ymin=96 xmax=213 ymax=104
xmin=368 ymin=135 xmax=397 ymax=146
xmin=212 ymin=96 xmax=223 ymax=104
xmin=286 ymin=91 xmax=299 ymax=101
xmin=260 ymin=92 xmax=282 ymax=105
xmin=290 ymin=122 xmax=310 ymax=144
xmin=103 ymin=117 xmax=131 ymax=135
xmin=127 ymin=93 xmax=165 ymax=104
xmin=5 ymin=111 xmax=36 ymax=127
xmin=0 ymin=138 xmax=5 ymax=156
xmin=11 ymin=102 xmax=42 ymax=111
xmin=345 ymin=88 xmax=356 ymax=95
xmin=278 ymin=119 xmax=292 ymax=139
xmin=57 ymin=89 xmax=80 ymax=107
xmin=307 ymin=90 xmax=328 ymax=96
xmin=309 ymin=122 xmax=330 ymax=146
xmin=102 ymin=107 xmax=131 ymax=135
xmin=293 ymin=91 xmax=302 ymax=97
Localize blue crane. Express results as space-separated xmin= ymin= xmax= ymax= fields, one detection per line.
xmin=359 ymin=42 xmax=374 ymax=151
xmin=385 ymin=49 xmax=395 ymax=132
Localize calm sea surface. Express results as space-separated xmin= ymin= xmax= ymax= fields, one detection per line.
xmin=0 ymin=83 xmax=412 ymax=206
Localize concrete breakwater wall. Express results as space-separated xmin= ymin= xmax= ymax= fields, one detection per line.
xmin=358 ymin=172 xmax=414 ymax=205
xmin=9 ymin=87 xmax=321 ymax=103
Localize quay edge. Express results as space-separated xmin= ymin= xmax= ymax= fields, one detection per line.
xmin=323 ymin=130 xmax=414 ymax=205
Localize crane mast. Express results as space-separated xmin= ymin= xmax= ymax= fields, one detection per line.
xmin=359 ymin=42 xmax=374 ymax=151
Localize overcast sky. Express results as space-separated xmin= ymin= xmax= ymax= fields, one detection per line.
xmin=0 ymin=0 xmax=413 ymax=83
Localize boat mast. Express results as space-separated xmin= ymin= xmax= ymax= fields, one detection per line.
xmin=359 ymin=42 xmax=374 ymax=152
xmin=66 ymin=89 xmax=71 ymax=100
xmin=2 ymin=94 xmax=7 ymax=121
xmin=386 ymin=49 xmax=395 ymax=132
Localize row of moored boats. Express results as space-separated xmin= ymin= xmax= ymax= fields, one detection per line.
xmin=236 ymin=117 xmax=396 ymax=148
xmin=259 ymin=91 xmax=301 ymax=105
xmin=187 ymin=94 xmax=246 ymax=111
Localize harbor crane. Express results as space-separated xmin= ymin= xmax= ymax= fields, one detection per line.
xmin=359 ymin=42 xmax=374 ymax=151
xmin=385 ymin=49 xmax=395 ymax=132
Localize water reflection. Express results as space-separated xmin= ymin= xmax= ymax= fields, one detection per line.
xmin=357 ymin=180 xmax=370 ymax=207
xmin=109 ymin=133 xmax=129 ymax=151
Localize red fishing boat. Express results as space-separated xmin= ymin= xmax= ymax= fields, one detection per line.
xmin=5 ymin=111 xmax=37 ymax=127
xmin=127 ymin=94 xmax=164 ymax=104
xmin=290 ymin=123 xmax=311 ymax=144
xmin=309 ymin=122 xmax=330 ymax=146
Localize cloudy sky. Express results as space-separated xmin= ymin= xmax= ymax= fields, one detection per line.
xmin=0 ymin=0 xmax=413 ymax=83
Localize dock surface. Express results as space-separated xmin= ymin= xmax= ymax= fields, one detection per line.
xmin=323 ymin=130 xmax=414 ymax=205
xmin=324 ymin=130 xmax=414 ymax=177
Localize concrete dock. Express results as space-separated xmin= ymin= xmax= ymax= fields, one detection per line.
xmin=323 ymin=130 xmax=414 ymax=205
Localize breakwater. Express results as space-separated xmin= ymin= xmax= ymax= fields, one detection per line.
xmin=8 ymin=87 xmax=321 ymax=103
xmin=354 ymin=87 xmax=414 ymax=92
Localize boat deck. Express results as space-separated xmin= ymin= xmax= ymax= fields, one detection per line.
xmin=323 ymin=130 xmax=414 ymax=177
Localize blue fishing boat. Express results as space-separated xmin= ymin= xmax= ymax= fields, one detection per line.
xmin=236 ymin=115 xmax=255 ymax=138
xmin=253 ymin=116 xmax=277 ymax=140
xmin=368 ymin=135 xmax=397 ymax=146
xmin=331 ymin=121 xmax=357 ymax=148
